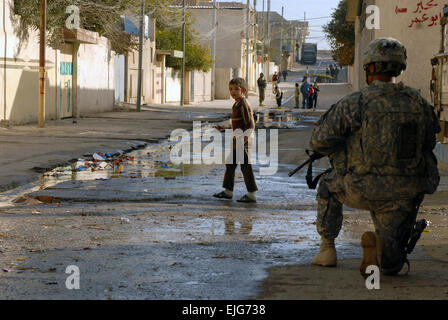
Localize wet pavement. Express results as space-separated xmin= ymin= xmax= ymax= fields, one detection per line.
xmin=0 ymin=79 xmax=345 ymax=299
xmin=1 ymin=66 xmax=446 ymax=299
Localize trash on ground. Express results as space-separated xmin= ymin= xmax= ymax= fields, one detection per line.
xmin=120 ymin=217 xmax=130 ymax=223
xmin=93 ymin=153 xmax=105 ymax=161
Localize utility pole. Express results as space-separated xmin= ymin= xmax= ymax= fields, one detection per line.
xmin=181 ymin=0 xmax=186 ymax=106
xmin=267 ymin=0 xmax=270 ymax=41
xmin=262 ymin=0 xmax=265 ymax=75
xmin=136 ymin=0 xmax=145 ymax=112
xmin=280 ymin=6 xmax=284 ymax=54
xmin=211 ymin=0 xmax=217 ymax=101
xmin=245 ymin=0 xmax=250 ymax=97
xmin=38 ymin=0 xmax=47 ymax=128
xmin=262 ymin=0 xmax=264 ymax=39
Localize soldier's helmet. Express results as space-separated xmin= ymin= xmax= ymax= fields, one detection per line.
xmin=362 ymin=38 xmax=407 ymax=77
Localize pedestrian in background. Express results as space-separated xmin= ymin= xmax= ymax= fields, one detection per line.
xmin=274 ymin=85 xmax=283 ymax=108
xmin=311 ymin=81 xmax=320 ymax=109
xmin=300 ymin=76 xmax=310 ymax=109
xmin=282 ymin=70 xmax=288 ymax=82
xmin=294 ymin=83 xmax=300 ymax=108
xmin=272 ymin=72 xmax=279 ymax=93
xmin=307 ymin=85 xmax=315 ymax=109
xmin=257 ymin=73 xmax=267 ymax=106
xmin=330 ymin=64 xmax=335 ymax=83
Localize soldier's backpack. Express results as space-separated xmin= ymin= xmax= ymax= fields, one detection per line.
xmin=347 ymin=83 xmax=438 ymax=199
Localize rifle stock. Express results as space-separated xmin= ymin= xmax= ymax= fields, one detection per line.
xmin=288 ymin=159 xmax=311 ymax=177
xmin=288 ymin=152 xmax=324 ymax=177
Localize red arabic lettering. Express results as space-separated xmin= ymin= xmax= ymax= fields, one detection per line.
xmin=408 ymin=0 xmax=441 ymax=27
xmin=413 ymin=0 xmax=438 ymax=13
xmin=428 ymin=14 xmax=438 ymax=26
xmin=426 ymin=0 xmax=438 ymax=8
xmin=395 ymin=6 xmax=408 ymax=14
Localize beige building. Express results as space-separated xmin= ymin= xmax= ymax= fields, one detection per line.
xmin=256 ymin=12 xmax=309 ymax=69
xmin=187 ymin=1 xmax=263 ymax=98
xmin=346 ymin=0 xmax=448 ymax=170
xmin=348 ymin=0 xmax=446 ymax=102
xmin=0 ymin=0 xmax=121 ymax=125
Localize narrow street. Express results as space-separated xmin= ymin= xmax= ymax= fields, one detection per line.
xmin=1 ymin=60 xmax=447 ymax=300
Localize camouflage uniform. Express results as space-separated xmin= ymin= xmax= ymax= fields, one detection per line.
xmin=310 ymin=80 xmax=441 ymax=273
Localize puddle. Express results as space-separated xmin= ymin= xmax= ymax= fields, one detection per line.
xmin=255 ymin=111 xmax=318 ymax=129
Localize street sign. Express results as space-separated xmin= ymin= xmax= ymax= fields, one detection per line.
xmin=172 ymin=50 xmax=184 ymax=58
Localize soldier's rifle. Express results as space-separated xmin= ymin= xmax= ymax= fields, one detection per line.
xmin=288 ymin=150 xmax=329 ymax=189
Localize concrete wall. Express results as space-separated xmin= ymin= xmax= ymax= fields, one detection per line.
xmin=190 ymin=7 xmax=258 ymax=94
xmin=192 ymin=70 xmax=212 ymax=103
xmin=165 ymin=67 xmax=181 ymax=103
xmin=190 ymin=8 xmax=246 ymax=69
xmin=354 ymin=0 xmax=445 ymax=100
xmin=114 ymin=55 xmax=125 ymax=103
xmin=215 ymin=67 xmax=232 ymax=99
xmin=125 ymin=39 xmax=156 ymax=105
xmin=77 ymin=37 xmax=115 ymax=115
xmin=1 ymin=0 xmax=58 ymax=124
xmin=1 ymin=0 xmax=119 ymax=124
xmin=154 ymin=58 xmax=164 ymax=104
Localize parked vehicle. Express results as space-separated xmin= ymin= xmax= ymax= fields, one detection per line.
xmin=301 ymin=43 xmax=317 ymax=65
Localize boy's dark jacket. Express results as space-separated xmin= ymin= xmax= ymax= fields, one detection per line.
xmin=231 ymin=98 xmax=255 ymax=132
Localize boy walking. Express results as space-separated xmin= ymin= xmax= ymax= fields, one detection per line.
xmin=213 ymin=78 xmax=258 ymax=203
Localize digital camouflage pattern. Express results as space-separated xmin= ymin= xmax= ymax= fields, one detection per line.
xmin=362 ymin=38 xmax=407 ymax=76
xmin=310 ymin=79 xmax=441 ymax=272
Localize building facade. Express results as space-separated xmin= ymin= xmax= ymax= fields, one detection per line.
xmin=0 ymin=0 xmax=120 ymax=125
xmin=349 ymin=0 xmax=445 ymax=101
xmin=188 ymin=1 xmax=262 ymax=98
xmin=347 ymin=0 xmax=448 ymax=171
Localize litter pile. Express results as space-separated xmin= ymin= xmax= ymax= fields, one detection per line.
xmin=42 ymin=152 xmax=136 ymax=178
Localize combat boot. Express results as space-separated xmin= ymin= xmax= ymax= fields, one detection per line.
xmin=312 ymin=238 xmax=337 ymax=267
xmin=360 ymin=231 xmax=382 ymax=278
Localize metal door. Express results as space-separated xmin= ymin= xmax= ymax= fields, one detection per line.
xmin=60 ymin=43 xmax=73 ymax=118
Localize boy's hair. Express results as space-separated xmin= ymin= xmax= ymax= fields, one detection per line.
xmin=295 ymin=83 xmax=299 ymax=87
xmin=229 ymin=78 xmax=247 ymax=91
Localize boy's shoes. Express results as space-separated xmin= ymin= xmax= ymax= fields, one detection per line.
xmin=237 ymin=194 xmax=257 ymax=203
xmin=213 ymin=191 xmax=233 ymax=199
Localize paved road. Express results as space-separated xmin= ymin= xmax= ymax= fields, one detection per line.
xmin=0 ymin=79 xmax=359 ymax=299
xmin=2 ymin=66 xmax=445 ymax=300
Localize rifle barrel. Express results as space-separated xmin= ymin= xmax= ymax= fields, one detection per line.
xmin=288 ymin=159 xmax=310 ymax=177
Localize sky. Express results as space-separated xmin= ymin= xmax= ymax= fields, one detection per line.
xmin=219 ymin=0 xmax=342 ymax=50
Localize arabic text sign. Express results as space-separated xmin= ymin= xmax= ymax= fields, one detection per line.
xmin=402 ymin=0 xmax=443 ymax=28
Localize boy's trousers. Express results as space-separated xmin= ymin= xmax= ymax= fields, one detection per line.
xmin=223 ymin=146 xmax=258 ymax=193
